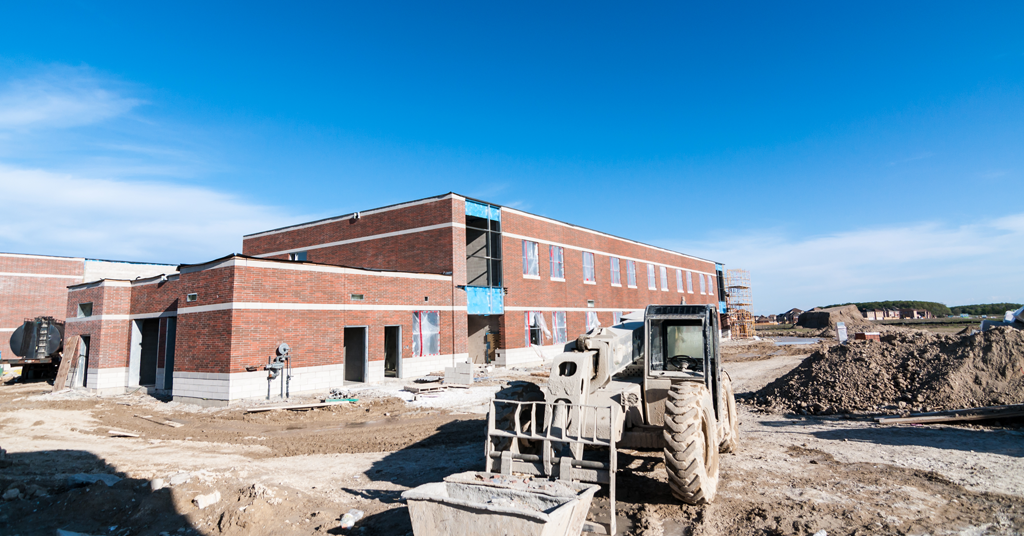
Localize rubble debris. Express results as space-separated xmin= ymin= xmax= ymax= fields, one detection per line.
xmin=339 ymin=508 xmax=364 ymax=529
xmin=876 ymin=403 xmax=1024 ymax=425
xmin=444 ymin=362 xmax=473 ymax=385
xmin=750 ymin=326 xmax=1024 ymax=415
xmin=66 ymin=473 xmax=122 ymax=487
xmin=245 ymin=400 xmax=349 ymax=413
xmin=168 ymin=472 xmax=191 ymax=486
xmin=192 ymin=490 xmax=221 ymax=509
xmin=135 ymin=414 xmax=184 ymax=427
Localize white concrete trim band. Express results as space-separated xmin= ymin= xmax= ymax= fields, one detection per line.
xmin=65 ymin=314 xmax=132 ymax=323
xmin=179 ymin=302 xmax=468 ymax=315
xmin=0 ymin=271 xmax=82 ymax=279
xmin=68 ymin=279 xmax=134 ymax=290
xmin=0 ymin=253 xmax=85 ymax=262
xmin=250 ymin=222 xmax=465 ymax=259
xmin=182 ymin=257 xmax=452 ymax=281
xmin=505 ymin=307 xmax=645 ymax=313
xmin=503 ymin=232 xmax=715 ymax=277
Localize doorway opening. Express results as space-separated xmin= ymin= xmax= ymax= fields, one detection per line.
xmin=467 ymin=315 xmax=502 ymax=364
xmin=73 ymin=336 xmax=90 ymax=388
xmin=163 ymin=317 xmax=177 ymax=391
xmin=384 ymin=326 xmax=401 ymax=378
xmin=344 ymin=327 xmax=367 ymax=383
xmin=130 ymin=319 xmax=161 ymax=387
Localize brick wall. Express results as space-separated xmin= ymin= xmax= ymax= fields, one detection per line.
xmin=498 ymin=208 xmax=720 ymax=350
xmin=0 ymin=254 xmax=83 ymax=333
xmin=241 ymin=195 xmax=457 ymax=275
xmin=64 ymin=282 xmax=132 ymax=370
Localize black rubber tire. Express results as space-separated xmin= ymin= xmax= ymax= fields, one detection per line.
xmin=663 ymin=381 xmax=720 ymax=505
xmin=719 ymin=371 xmax=739 ymax=453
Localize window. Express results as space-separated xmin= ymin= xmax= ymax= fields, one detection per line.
xmin=350 ymin=294 xmax=364 ymax=301
xmin=186 ymin=293 xmax=198 ymax=302
xmin=525 ymin=311 xmax=548 ymax=346
xmin=582 ymin=252 xmax=596 ymax=283
xmin=413 ymin=311 xmax=440 ymax=357
xmin=550 ymin=246 xmax=564 ymax=279
xmin=676 ymin=269 xmax=684 ymax=293
xmin=626 ymin=260 xmax=637 ymax=287
xmin=77 ymin=302 xmax=93 ymax=318
xmin=553 ymin=311 xmax=567 ymax=343
xmin=699 ymin=273 xmax=707 ymax=294
xmin=647 ymin=264 xmax=657 ymax=290
xmin=707 ymin=275 xmax=715 ymax=298
xmin=613 ymin=311 xmax=622 ymax=325
xmin=289 ymin=251 xmax=307 ymax=262
xmin=659 ymin=266 xmax=669 ymax=291
xmin=686 ymin=271 xmax=694 ymax=293
xmin=586 ymin=311 xmax=600 ymax=332
xmin=610 ymin=258 xmax=621 ymax=285
xmin=522 ymin=240 xmax=539 ymax=277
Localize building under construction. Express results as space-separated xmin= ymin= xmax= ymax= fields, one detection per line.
xmin=726 ymin=269 xmax=754 ymax=339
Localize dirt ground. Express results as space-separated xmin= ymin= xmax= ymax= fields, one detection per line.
xmin=1 ymin=340 xmax=1022 ymax=536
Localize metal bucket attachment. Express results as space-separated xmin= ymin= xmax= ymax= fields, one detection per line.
xmin=402 ymin=471 xmax=599 ymax=536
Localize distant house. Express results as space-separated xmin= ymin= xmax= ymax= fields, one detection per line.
xmin=899 ymin=308 xmax=933 ymax=319
xmin=863 ymin=309 xmax=885 ymax=321
xmin=755 ymin=315 xmax=776 ymax=325
xmin=778 ymin=308 xmax=803 ymax=324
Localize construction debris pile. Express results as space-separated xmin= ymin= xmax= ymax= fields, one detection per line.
xmin=748 ymin=326 xmax=1024 ymax=415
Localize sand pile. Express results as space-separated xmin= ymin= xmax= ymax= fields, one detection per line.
xmin=749 ymin=326 xmax=1024 ymax=415
xmin=797 ymin=304 xmax=873 ymax=330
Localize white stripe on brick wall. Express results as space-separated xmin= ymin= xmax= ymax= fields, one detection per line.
xmin=505 ymin=307 xmax=645 ymax=313
xmin=251 ymin=222 xmax=465 ymax=259
xmin=65 ymin=314 xmax=131 ymax=323
xmin=178 ymin=302 xmax=467 ymax=314
xmin=244 ymin=193 xmax=460 ymax=239
xmin=181 ymin=257 xmax=452 ymax=281
xmin=503 ymin=232 xmax=715 ymax=276
xmin=0 ymin=271 xmax=82 ymax=279
xmin=0 ymin=328 xmax=15 ymax=332
xmin=0 ymin=252 xmax=85 ymax=262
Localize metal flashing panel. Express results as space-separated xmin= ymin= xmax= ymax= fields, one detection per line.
xmin=465 ymin=286 xmax=504 ymax=315
xmin=465 ymin=200 xmax=501 ymax=222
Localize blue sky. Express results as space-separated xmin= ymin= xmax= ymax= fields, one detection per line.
xmin=0 ymin=2 xmax=1022 ymax=313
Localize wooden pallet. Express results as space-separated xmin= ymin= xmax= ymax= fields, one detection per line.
xmin=404 ymin=383 xmax=470 ymax=394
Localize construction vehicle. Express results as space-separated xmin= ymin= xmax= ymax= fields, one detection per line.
xmin=484 ymin=304 xmax=738 ymax=534
xmin=4 ymin=317 xmax=65 ymax=380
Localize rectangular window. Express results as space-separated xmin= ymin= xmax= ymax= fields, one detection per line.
xmin=676 ymin=269 xmax=684 ymax=293
xmin=412 ymin=311 xmax=440 ymax=357
xmin=522 ymin=240 xmax=539 ymax=277
xmin=686 ymin=271 xmax=694 ymax=293
xmin=525 ymin=311 xmax=548 ymax=346
xmin=77 ymin=302 xmax=93 ymax=318
xmin=553 ymin=311 xmax=567 ymax=343
xmin=613 ymin=311 xmax=622 ymax=325
xmin=289 ymin=251 xmax=307 ymax=262
xmin=550 ymin=245 xmax=564 ymax=279
xmin=707 ymin=275 xmax=715 ymax=299
xmin=586 ymin=311 xmax=600 ymax=332
xmin=659 ymin=266 xmax=669 ymax=291
xmin=627 ymin=260 xmax=637 ymax=287
xmin=647 ymin=264 xmax=657 ymax=290
xmin=699 ymin=273 xmax=707 ymax=294
xmin=610 ymin=258 xmax=621 ymax=285
xmin=582 ymin=251 xmax=596 ymax=283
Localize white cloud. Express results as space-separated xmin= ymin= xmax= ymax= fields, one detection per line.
xmin=0 ymin=67 xmax=142 ymax=130
xmin=0 ymin=165 xmax=308 ymax=264
xmin=663 ymin=218 xmax=1024 ymax=314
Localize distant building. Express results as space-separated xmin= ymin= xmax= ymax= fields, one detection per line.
xmin=899 ymin=308 xmax=933 ymax=319
xmin=778 ymin=308 xmax=803 ymax=324
xmin=863 ymin=308 xmax=900 ymax=321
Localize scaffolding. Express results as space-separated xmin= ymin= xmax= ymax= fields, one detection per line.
xmin=726 ymin=269 xmax=754 ymax=339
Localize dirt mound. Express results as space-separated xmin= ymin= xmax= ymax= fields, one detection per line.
xmin=797 ymin=304 xmax=872 ymax=330
xmin=749 ymin=326 xmax=1024 ymax=415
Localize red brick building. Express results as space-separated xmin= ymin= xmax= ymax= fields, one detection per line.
xmin=62 ymin=193 xmax=725 ymax=405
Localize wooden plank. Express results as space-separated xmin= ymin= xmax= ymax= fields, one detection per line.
xmin=245 ymin=401 xmax=348 ymax=413
xmin=52 ymin=336 xmax=79 ymax=392
xmin=877 ymin=404 xmax=1024 ymax=425
xmin=134 ymin=414 xmax=184 ymax=427
xmin=404 ymin=384 xmax=446 ymax=394
xmin=108 ymin=430 xmax=140 ymax=438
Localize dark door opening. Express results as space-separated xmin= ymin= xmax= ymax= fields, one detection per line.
xmin=139 ymin=319 xmax=160 ymax=386
xmin=384 ymin=326 xmax=400 ymax=378
xmin=345 ymin=327 xmax=367 ymax=383
xmin=164 ymin=318 xmax=177 ymax=391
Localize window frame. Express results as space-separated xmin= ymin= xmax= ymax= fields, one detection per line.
xmin=522 ymin=240 xmax=540 ymax=278
xmin=699 ymin=272 xmax=707 ymax=294
xmin=686 ymin=271 xmax=694 ymax=293
xmin=676 ymin=269 xmax=684 ymax=293
xmin=549 ymin=245 xmax=564 ymax=280
xmin=553 ymin=311 xmax=567 ymax=343
xmin=659 ymin=266 xmax=669 ymax=291
xmin=525 ymin=312 xmax=543 ymax=346
xmin=77 ymin=302 xmax=93 ymax=318
xmin=610 ymin=257 xmax=621 ymax=286
xmin=626 ymin=260 xmax=637 ymax=288
xmin=647 ymin=264 xmax=657 ymax=290
xmin=582 ymin=251 xmax=596 ymax=284
xmin=288 ymin=251 xmax=307 ymax=262
xmin=586 ymin=311 xmax=600 ymax=332
xmin=412 ymin=311 xmax=441 ymax=357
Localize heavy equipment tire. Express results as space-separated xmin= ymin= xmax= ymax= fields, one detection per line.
xmin=663 ymin=381 xmax=719 ymax=505
xmin=719 ymin=371 xmax=739 ymax=453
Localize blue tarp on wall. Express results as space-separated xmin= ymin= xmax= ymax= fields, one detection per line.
xmin=465 ymin=200 xmax=501 ymax=222
xmin=465 ymin=286 xmax=504 ymax=315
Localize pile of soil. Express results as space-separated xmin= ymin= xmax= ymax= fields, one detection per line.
xmin=748 ymin=326 xmax=1024 ymax=415
xmin=797 ymin=304 xmax=873 ymax=330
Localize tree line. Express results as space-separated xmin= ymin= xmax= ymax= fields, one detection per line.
xmin=949 ymin=303 xmax=1023 ymax=316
